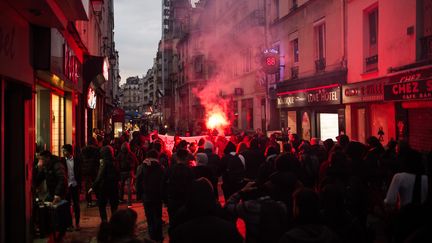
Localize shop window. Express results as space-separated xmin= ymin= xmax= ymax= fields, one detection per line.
xmin=318 ymin=113 xmax=339 ymax=141
xmin=287 ymin=111 xmax=297 ymax=134
xmin=301 ymin=111 xmax=311 ymax=141
xmin=51 ymin=94 xmax=64 ymax=156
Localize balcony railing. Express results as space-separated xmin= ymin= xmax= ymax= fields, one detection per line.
xmin=315 ymin=58 xmax=326 ymax=72
xmin=365 ymin=55 xmax=378 ymax=72
xmin=421 ymin=35 xmax=432 ymax=60
xmin=291 ymin=66 xmax=299 ymax=79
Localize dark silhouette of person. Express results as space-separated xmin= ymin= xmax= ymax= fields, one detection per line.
xmin=170 ymin=178 xmax=243 ymax=243
xmin=33 ymin=150 xmax=68 ymax=242
xmin=89 ymin=145 xmax=120 ymax=223
xmin=61 ymin=144 xmax=81 ymax=230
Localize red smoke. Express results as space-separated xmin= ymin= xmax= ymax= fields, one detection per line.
xmin=192 ymin=78 xmax=232 ymax=135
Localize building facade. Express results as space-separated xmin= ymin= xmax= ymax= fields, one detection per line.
xmin=272 ymin=0 xmax=347 ymax=141
xmin=344 ymin=0 xmax=432 ymax=150
xmin=0 ymin=0 xmax=118 ymax=241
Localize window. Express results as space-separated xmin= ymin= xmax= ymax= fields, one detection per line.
xmin=291 ymin=38 xmax=299 ymax=64
xmin=242 ymin=48 xmax=252 ymax=73
xmin=315 ymin=23 xmax=326 ymax=60
xmin=365 ymin=7 xmax=378 ymax=72
xmin=314 ymin=21 xmax=326 ymax=71
xmin=241 ymin=98 xmax=254 ymax=130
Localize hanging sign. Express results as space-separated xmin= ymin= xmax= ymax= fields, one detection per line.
xmin=87 ymin=87 xmax=97 ymax=109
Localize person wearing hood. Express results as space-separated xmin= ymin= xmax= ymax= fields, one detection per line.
xmin=192 ymin=153 xmax=217 ymax=198
xmin=204 ymin=140 xmax=222 ymax=198
xmin=221 ymin=141 xmax=247 ymax=201
xmin=116 ymin=141 xmax=138 ymax=207
xmin=89 ymin=145 xmax=120 ymax=223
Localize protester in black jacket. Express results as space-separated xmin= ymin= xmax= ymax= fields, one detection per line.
xmin=34 ymin=150 xmax=68 ymax=241
xmin=136 ymin=149 xmax=165 ymax=242
xmin=80 ymin=138 xmax=100 ymax=207
xmin=34 ymin=150 xmax=67 ymax=203
xmin=163 ymin=148 xmax=194 ymax=232
xmin=89 ymin=145 xmax=119 ymax=223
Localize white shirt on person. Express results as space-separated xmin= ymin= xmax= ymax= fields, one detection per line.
xmin=384 ymin=172 xmax=428 ymax=207
xmin=66 ymin=156 xmax=78 ymax=187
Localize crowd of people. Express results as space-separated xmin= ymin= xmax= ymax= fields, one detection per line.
xmin=32 ymin=129 xmax=432 ymax=243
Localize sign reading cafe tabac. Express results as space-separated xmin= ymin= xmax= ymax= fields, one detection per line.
xmin=384 ymin=79 xmax=432 ymax=101
xmin=277 ymin=85 xmax=341 ymax=108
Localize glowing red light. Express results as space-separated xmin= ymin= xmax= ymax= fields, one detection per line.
xmin=206 ymin=112 xmax=229 ymax=130
xmin=266 ymin=57 xmax=276 ymax=66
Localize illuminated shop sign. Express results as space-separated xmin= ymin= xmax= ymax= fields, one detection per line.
xmin=342 ymin=79 xmax=387 ymax=104
xmin=384 ymin=79 xmax=432 ymax=101
xmin=64 ymin=44 xmax=81 ymax=85
xmin=389 ymin=67 xmax=432 ymax=83
xmin=277 ymin=84 xmax=341 ymax=108
xmin=103 ymin=57 xmax=109 ymax=81
xmin=87 ymin=87 xmax=97 ymax=109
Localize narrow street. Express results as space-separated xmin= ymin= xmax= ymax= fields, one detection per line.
xmin=34 ymin=183 xmax=247 ymax=243
xmin=33 ymin=201 xmax=170 ymax=243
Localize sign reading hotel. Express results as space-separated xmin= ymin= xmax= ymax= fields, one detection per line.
xmin=384 ymin=79 xmax=432 ymax=101
xmin=277 ymin=85 xmax=341 ymax=108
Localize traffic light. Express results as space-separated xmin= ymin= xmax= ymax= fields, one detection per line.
xmin=261 ymin=51 xmax=280 ymax=74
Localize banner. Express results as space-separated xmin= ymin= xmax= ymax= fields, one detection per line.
xmin=156 ymin=135 xmax=230 ymax=153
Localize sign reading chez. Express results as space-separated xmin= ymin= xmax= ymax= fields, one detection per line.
xmin=277 ymin=85 xmax=341 ymax=108
xmin=389 ymin=66 xmax=432 ymax=83
xmin=384 ymin=79 xmax=432 ymax=101
xmin=342 ymin=79 xmax=387 ymax=104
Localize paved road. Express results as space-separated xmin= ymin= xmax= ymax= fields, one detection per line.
xmin=34 ymin=182 xmax=246 ymax=243
xmin=33 ymin=201 xmax=172 ymax=243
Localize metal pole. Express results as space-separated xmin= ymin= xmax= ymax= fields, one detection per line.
xmin=264 ymin=0 xmax=268 ymax=133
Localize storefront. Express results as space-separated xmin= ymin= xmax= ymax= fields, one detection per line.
xmin=0 ymin=2 xmax=35 ymax=241
xmin=33 ymin=27 xmax=83 ymax=156
xmin=384 ymin=65 xmax=432 ymax=151
xmin=342 ymin=78 xmax=395 ymax=144
xmin=277 ymin=83 xmax=345 ymax=141
xmin=83 ymin=55 xmax=109 ymax=143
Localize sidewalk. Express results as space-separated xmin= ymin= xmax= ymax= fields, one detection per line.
xmin=33 ymin=201 xmax=170 ymax=243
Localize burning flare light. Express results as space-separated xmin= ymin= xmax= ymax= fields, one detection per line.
xmin=206 ymin=112 xmax=229 ymax=130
